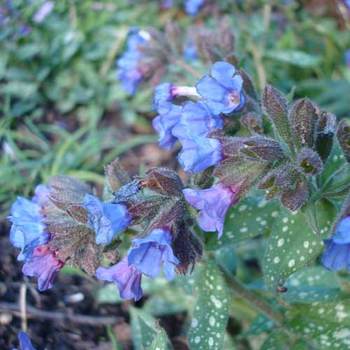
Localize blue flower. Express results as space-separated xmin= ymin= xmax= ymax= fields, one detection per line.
xmin=345 ymin=49 xmax=350 ymax=68
xmin=128 ymin=228 xmax=179 ymax=280
xmin=172 ymin=101 xmax=223 ymax=139
xmin=18 ymin=331 xmax=37 ymax=350
xmin=9 ymin=186 xmax=49 ymax=261
xmin=84 ymin=194 xmax=131 ymax=245
xmin=183 ymin=40 xmax=198 ymax=61
xmin=96 ymin=257 xmax=143 ymax=301
xmin=178 ymin=136 xmax=222 ymax=173
xmin=152 ymin=102 xmax=182 ymax=150
xmin=322 ymin=217 xmax=350 ymax=271
xmin=196 ymin=61 xmax=245 ymax=115
xmin=153 ymin=83 xmax=175 ymax=110
xmin=22 ymin=245 xmax=63 ymax=291
xmin=117 ymin=29 xmax=150 ymax=95
xmin=184 ymin=0 xmax=204 ymax=16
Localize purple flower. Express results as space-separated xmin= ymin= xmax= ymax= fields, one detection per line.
xmin=161 ymin=0 xmax=174 ymax=9
xmin=178 ymin=136 xmax=222 ymax=173
xmin=322 ymin=217 xmax=350 ymax=271
xmin=9 ymin=186 xmax=49 ymax=261
xmin=22 ymin=245 xmax=63 ymax=291
xmin=18 ymin=331 xmax=36 ymax=350
xmin=184 ymin=0 xmax=204 ymax=16
xmin=117 ymin=29 xmax=150 ymax=95
xmin=128 ymin=228 xmax=179 ymax=280
xmin=96 ymin=258 xmax=143 ymax=301
xmin=196 ymin=61 xmax=245 ymax=115
xmin=84 ymin=194 xmax=131 ymax=245
xmin=152 ymin=102 xmax=182 ymax=149
xmin=33 ymin=1 xmax=54 ymax=23
xmin=183 ymin=183 xmax=238 ymax=237
xmin=172 ymin=101 xmax=223 ymax=139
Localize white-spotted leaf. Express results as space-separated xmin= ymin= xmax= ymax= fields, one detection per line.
xmin=207 ymin=196 xmax=280 ymax=249
xmin=263 ymin=208 xmax=324 ymax=290
xmin=288 ymin=301 xmax=350 ymax=349
xmin=284 ymin=266 xmax=342 ymax=303
xmin=188 ymin=260 xmax=229 ymax=350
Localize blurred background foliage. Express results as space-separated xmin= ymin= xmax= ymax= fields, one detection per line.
xmin=1 ymin=0 xmax=350 ymax=214
xmin=1 ymin=1 xmax=350 ymax=349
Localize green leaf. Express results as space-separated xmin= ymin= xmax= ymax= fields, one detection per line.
xmin=130 ymin=308 xmax=160 ymax=350
xmin=265 ymin=50 xmax=321 ymax=68
xmin=283 ymin=266 xmax=342 ymax=303
xmin=261 ymin=330 xmax=289 ymax=350
xmin=96 ymin=283 xmax=122 ymax=304
xmin=149 ymin=327 xmax=170 ymax=350
xmin=263 ymin=208 xmax=324 ymax=290
xmin=188 ymin=260 xmax=229 ymax=350
xmin=207 ymin=196 xmax=280 ymax=249
xmin=288 ymin=301 xmax=350 ymax=349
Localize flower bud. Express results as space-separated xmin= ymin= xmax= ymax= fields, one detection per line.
xmin=262 ymin=85 xmax=294 ymax=150
xmin=240 ymin=112 xmax=263 ymax=134
xmin=315 ymin=111 xmax=336 ymax=162
xmin=297 ymin=147 xmax=323 ymax=176
xmin=289 ymin=98 xmax=318 ymax=149
xmin=281 ymin=179 xmax=309 ymax=211
xmin=240 ymin=136 xmax=285 ymax=162
xmin=337 ymin=119 xmax=350 ymax=162
xmin=172 ymin=222 xmax=203 ymax=274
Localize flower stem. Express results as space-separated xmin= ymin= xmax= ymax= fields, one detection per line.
xmin=221 ymin=268 xmax=284 ymax=325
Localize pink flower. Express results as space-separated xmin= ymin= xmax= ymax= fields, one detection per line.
xmin=22 ymin=245 xmax=63 ymax=291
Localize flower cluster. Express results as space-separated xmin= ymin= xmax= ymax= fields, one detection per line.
xmin=9 ymin=185 xmax=63 ymax=291
xmin=117 ymin=28 xmax=152 ymax=95
xmin=96 ymin=228 xmax=179 ymax=301
xmin=96 ymin=167 xmax=202 ymax=301
xmin=9 ymin=167 xmax=203 ymax=301
xmin=153 ymin=61 xmax=245 ymax=173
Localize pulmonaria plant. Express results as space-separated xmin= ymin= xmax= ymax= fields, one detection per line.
xmin=8 ymin=45 xmax=350 ymax=331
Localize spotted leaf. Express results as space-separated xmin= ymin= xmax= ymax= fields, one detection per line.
xmin=287 ymin=301 xmax=350 ymax=349
xmin=283 ymin=266 xmax=342 ymax=303
xmin=188 ymin=260 xmax=229 ymax=350
xmin=263 ymin=208 xmax=325 ymax=290
xmin=207 ymin=195 xmax=280 ymax=249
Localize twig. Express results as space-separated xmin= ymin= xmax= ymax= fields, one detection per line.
xmin=19 ymin=283 xmax=27 ymax=332
xmin=0 ymin=302 xmax=122 ymax=326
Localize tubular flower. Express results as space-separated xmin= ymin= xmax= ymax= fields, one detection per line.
xmin=9 ymin=185 xmax=50 ymax=261
xmin=152 ymin=102 xmax=183 ymax=150
xmin=178 ymin=136 xmax=222 ymax=173
xmin=117 ymin=28 xmax=151 ymax=94
xmin=322 ymin=217 xmax=350 ymax=271
xmin=128 ymin=228 xmax=179 ymax=280
xmin=22 ymin=245 xmax=64 ymax=291
xmin=84 ymin=194 xmax=131 ymax=245
xmin=196 ymin=61 xmax=245 ymax=115
xmin=96 ymin=258 xmax=143 ymax=301
xmin=183 ymin=183 xmax=238 ymax=237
